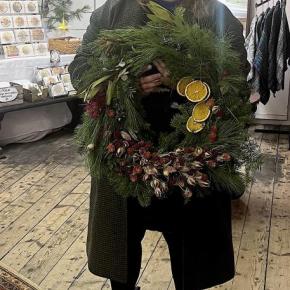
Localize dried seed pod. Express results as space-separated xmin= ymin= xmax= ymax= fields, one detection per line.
xmin=116 ymin=147 xmax=126 ymax=157
xmin=87 ymin=143 xmax=95 ymax=150
xmin=212 ymin=106 xmax=220 ymax=113
xmin=206 ymin=160 xmax=217 ymax=168
xmin=180 ymin=166 xmax=191 ymax=173
xmin=143 ymin=174 xmax=150 ymax=181
xmin=163 ymin=166 xmax=177 ymax=177
xmin=121 ymin=131 xmax=132 ymax=141
xmin=197 ymin=180 xmax=210 ymax=188
xmin=175 ymin=148 xmax=184 ymax=154
xmin=187 ymin=175 xmax=196 ymax=186
xmin=160 ymin=182 xmax=168 ymax=192
xmin=204 ymin=152 xmax=212 ymax=159
xmin=144 ymin=165 xmax=158 ymax=175
xmin=193 ymin=147 xmax=203 ymax=157
xmin=154 ymin=188 xmax=163 ymax=197
xmin=191 ymin=161 xmax=203 ymax=169
xmin=153 ymin=178 xmax=160 ymax=187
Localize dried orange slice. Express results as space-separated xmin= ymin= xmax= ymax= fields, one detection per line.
xmin=177 ymin=77 xmax=193 ymax=96
xmin=192 ymin=102 xmax=211 ymax=122
xmin=185 ymin=80 xmax=208 ymax=102
xmin=186 ymin=116 xmax=205 ymax=133
xmin=204 ymin=82 xmax=211 ymax=99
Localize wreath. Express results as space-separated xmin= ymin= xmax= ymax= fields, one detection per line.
xmin=76 ymin=2 xmax=262 ymax=206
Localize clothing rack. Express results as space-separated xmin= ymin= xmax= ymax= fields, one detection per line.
xmin=253 ymin=0 xmax=290 ymax=149
xmin=255 ymin=0 xmax=271 ymax=8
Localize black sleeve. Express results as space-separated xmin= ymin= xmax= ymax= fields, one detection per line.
xmin=215 ymin=4 xmax=250 ymax=76
xmin=68 ymin=5 xmax=110 ymax=91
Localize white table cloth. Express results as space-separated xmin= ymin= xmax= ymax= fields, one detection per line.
xmin=0 ymin=54 xmax=76 ymax=146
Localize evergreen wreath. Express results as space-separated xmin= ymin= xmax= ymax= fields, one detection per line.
xmin=75 ymin=2 xmax=262 ymax=206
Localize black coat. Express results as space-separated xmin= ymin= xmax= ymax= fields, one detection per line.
xmin=69 ymin=0 xmax=248 ymax=287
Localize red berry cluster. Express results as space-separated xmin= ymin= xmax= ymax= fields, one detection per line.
xmin=209 ymin=125 xmax=218 ymax=143
xmin=85 ymin=94 xmax=106 ymax=119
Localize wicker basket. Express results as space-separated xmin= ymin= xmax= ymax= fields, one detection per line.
xmin=48 ymin=37 xmax=81 ymax=55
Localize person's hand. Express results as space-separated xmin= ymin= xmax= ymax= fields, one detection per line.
xmin=153 ymin=59 xmax=172 ymax=88
xmin=139 ymin=60 xmax=173 ymax=94
xmin=139 ymin=69 xmax=162 ymax=95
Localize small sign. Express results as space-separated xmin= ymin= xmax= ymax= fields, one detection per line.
xmin=0 ymin=86 xmax=18 ymax=103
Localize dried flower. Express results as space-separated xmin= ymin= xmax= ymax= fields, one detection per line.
xmin=206 ymin=98 xmax=215 ymax=108
xmin=211 ymin=125 xmax=218 ymax=133
xmin=197 ymin=180 xmax=210 ymax=187
xmin=222 ymin=153 xmax=231 ymax=161
xmin=217 ymin=153 xmax=231 ymax=162
xmin=160 ymin=182 xmax=168 ymax=192
xmin=121 ymin=131 xmax=132 ymax=141
xmin=143 ymin=174 xmax=150 ymax=181
xmin=155 ymin=188 xmax=163 ymax=197
xmin=175 ymin=177 xmax=185 ymax=188
xmin=193 ymin=147 xmax=203 ymax=157
xmin=132 ymin=165 xmax=143 ymax=175
xmin=153 ymin=178 xmax=160 ymax=187
xmin=106 ymin=109 xmax=115 ymax=118
xmin=85 ymin=94 xmax=106 ymax=119
xmin=204 ymin=152 xmax=212 ymax=159
xmin=163 ymin=166 xmax=177 ymax=177
xmin=175 ymin=148 xmax=184 ymax=154
xmin=130 ymin=174 xmax=138 ymax=183
xmin=107 ymin=143 xmax=115 ymax=153
xmin=180 ymin=166 xmax=191 ymax=173
xmin=216 ymin=110 xmax=224 ymax=118
xmin=187 ymin=175 xmax=196 ymax=186
xmin=191 ymin=161 xmax=203 ymax=169
xmin=116 ymin=147 xmax=126 ymax=157
xmin=142 ymin=151 xmax=152 ymax=160
xmin=212 ymin=105 xmax=219 ymax=113
xmin=206 ymin=160 xmax=217 ymax=168
xmin=127 ymin=147 xmax=135 ymax=156
xmin=144 ymin=165 xmax=158 ymax=175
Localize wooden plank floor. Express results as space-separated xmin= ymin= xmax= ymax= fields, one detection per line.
xmin=0 ymin=129 xmax=289 ymax=290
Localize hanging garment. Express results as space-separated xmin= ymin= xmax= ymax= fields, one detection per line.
xmin=257 ymin=9 xmax=268 ymax=40
xmin=245 ymin=16 xmax=257 ymax=82
xmin=276 ymin=0 xmax=290 ymax=91
xmin=253 ymin=7 xmax=274 ymax=105
xmin=268 ymin=2 xmax=282 ymax=94
xmin=250 ymin=12 xmax=265 ymax=93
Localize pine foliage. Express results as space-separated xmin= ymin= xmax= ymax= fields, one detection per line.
xmin=41 ymin=0 xmax=90 ymax=30
xmin=75 ymin=2 xmax=262 ymax=205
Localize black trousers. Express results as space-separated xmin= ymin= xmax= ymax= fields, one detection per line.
xmin=110 ymin=197 xmax=203 ymax=290
xmin=110 ymin=230 xmax=202 ymax=290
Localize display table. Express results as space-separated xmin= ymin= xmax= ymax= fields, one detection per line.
xmin=0 ymin=95 xmax=78 ymax=116
xmin=0 ymin=54 xmax=82 ymax=148
xmin=0 ymin=54 xmax=75 ymax=82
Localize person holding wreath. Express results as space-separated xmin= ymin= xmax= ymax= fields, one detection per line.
xmin=69 ymin=0 xmax=249 ymax=289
